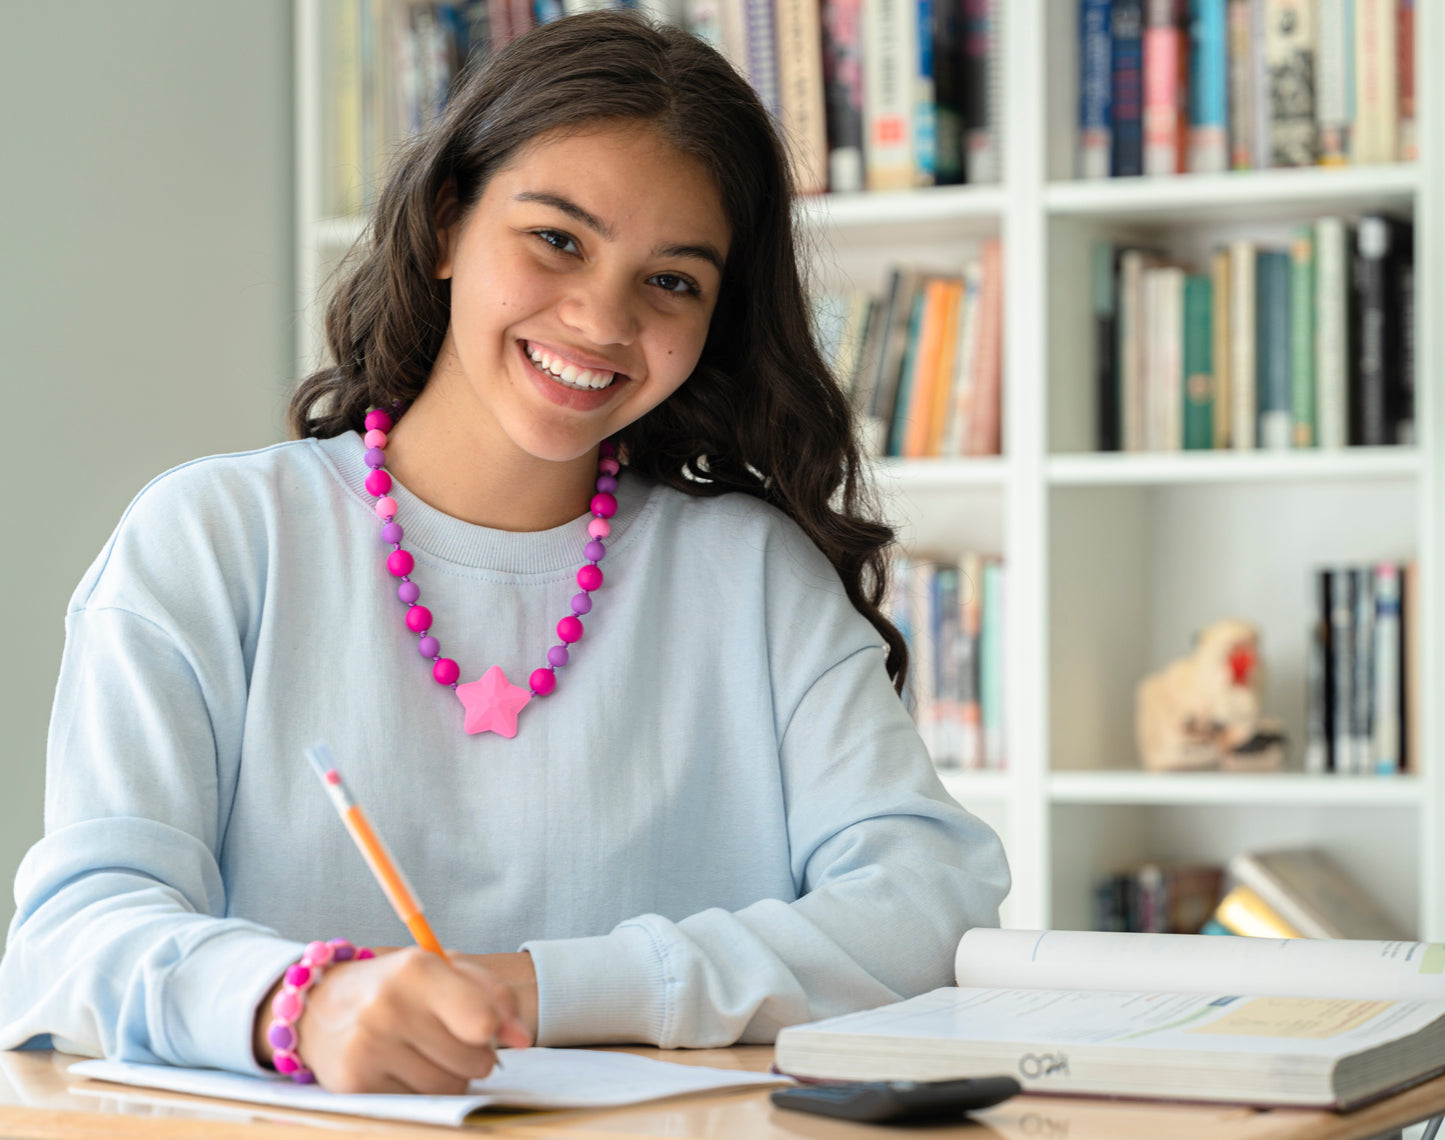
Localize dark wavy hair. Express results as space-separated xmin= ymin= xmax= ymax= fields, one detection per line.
xmin=288 ymin=10 xmax=908 ymax=691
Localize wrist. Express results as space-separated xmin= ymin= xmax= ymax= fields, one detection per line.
xmin=253 ymin=938 xmax=374 ymax=1082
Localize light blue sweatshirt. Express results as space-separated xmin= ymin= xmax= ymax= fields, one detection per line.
xmin=0 ymin=432 xmax=1009 ymax=1074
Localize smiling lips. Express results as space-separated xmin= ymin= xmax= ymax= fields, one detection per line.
xmin=524 ymin=341 xmax=621 ymax=391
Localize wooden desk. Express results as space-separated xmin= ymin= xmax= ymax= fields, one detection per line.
xmin=1 ymin=1048 xmax=1442 ymax=1140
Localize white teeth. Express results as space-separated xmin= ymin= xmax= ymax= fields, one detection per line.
xmin=525 ymin=343 xmax=616 ymax=391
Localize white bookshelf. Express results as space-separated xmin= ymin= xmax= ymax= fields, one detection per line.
xmin=297 ymin=1 xmax=1445 ymax=938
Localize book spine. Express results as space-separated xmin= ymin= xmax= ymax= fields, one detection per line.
xmin=1289 ymin=226 xmax=1316 ymax=447
xmin=902 ymin=278 xmax=950 ymax=457
xmin=1372 ymin=562 xmax=1401 ymax=774
xmin=1182 ymin=273 xmax=1214 ymax=449
xmin=1187 ymin=0 xmax=1229 ymax=172
xmin=887 ymin=288 xmax=929 ymax=456
xmin=1403 ymin=558 xmax=1419 ymax=773
xmin=1305 ymin=568 xmax=1332 ymax=773
xmin=927 ymin=279 xmax=965 ymax=456
xmin=1210 ymin=246 xmax=1232 ymax=448
xmin=864 ymin=0 xmax=916 ymax=189
xmin=1095 ymin=241 xmax=1121 ymax=450
xmin=1144 ymin=0 xmax=1187 ymax=175
xmin=1264 ymin=0 xmax=1318 ymax=166
xmin=865 ymin=268 xmax=918 ymax=445
xmin=1316 ymin=0 xmax=1351 ymax=163
xmin=1329 ymin=566 xmax=1356 ymax=774
xmin=1250 ymin=0 xmax=1271 ymax=167
xmin=774 ymin=0 xmax=829 ymax=194
xmin=931 ymin=564 xmax=960 ymax=767
xmin=1395 ymin=239 xmax=1415 ymax=445
xmin=1111 ymin=0 xmax=1146 ymax=176
xmin=981 ymin=557 xmax=1005 ymax=769
xmin=743 ymin=0 xmax=780 ymax=117
xmin=1255 ymin=249 xmax=1291 ymax=450
xmin=1354 ymin=216 xmax=1396 ymax=446
xmin=945 ymin=260 xmax=983 ymax=457
xmin=1080 ymin=0 xmax=1115 ymax=178
xmin=1351 ymin=0 xmax=1397 ymax=163
xmin=912 ymin=0 xmax=937 ymax=187
xmin=959 ymin=552 xmax=984 ymax=769
xmin=1226 ymin=0 xmax=1257 ymax=168
xmin=1398 ymin=0 xmax=1415 ymax=160
xmin=961 ymin=0 xmax=998 ymax=183
xmin=966 ymin=238 xmax=1004 ymax=456
xmin=1228 ymin=239 xmax=1257 ymax=448
xmin=931 ymin=0 xmax=964 ymax=184
xmin=1352 ymin=564 xmax=1375 ymax=776
xmin=1314 ymin=217 xmax=1351 ymax=449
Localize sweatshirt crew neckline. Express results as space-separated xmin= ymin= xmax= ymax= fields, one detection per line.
xmin=318 ymin=432 xmax=653 ymax=575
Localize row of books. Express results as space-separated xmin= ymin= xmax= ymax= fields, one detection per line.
xmin=816 ymin=242 xmax=1003 ymax=459
xmin=1305 ymin=560 xmax=1417 ymax=777
xmin=1094 ymin=215 xmax=1415 ymax=453
xmin=1095 ymin=846 xmax=1407 ymax=938
xmin=1078 ymin=0 xmax=1417 ymax=179
xmin=887 ymin=553 xmax=1006 ymax=770
xmin=687 ymin=0 xmax=1002 ymax=193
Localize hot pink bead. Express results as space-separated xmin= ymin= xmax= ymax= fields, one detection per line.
xmin=590 ymin=492 xmax=617 ymax=519
xmin=557 ymin=615 xmax=583 ymax=643
xmin=577 ymin=564 xmax=603 ymax=592
xmin=365 ymin=469 xmax=392 ymax=496
xmin=387 ymin=550 xmax=414 ymax=577
xmin=356 ymin=948 xmax=375 ymax=960
xmin=588 ymin=518 xmax=611 ymax=538
xmin=375 ymin=496 xmax=398 ymax=520
xmin=433 ymin=658 xmax=460 ymax=685
xmin=272 ymin=989 xmax=303 ymax=1020
xmin=305 ymin=940 xmax=334 ymax=966
xmin=274 ymin=1052 xmax=301 ymax=1075
xmin=405 ymin=605 xmax=432 ymax=632
xmin=599 ymin=457 xmax=620 ymax=476
xmin=530 ymin=667 xmax=557 ymax=696
xmin=364 ymin=429 xmax=388 ymax=449
xmin=285 ymin=963 xmax=312 ymax=988
xmin=365 ymin=409 xmax=393 ymax=433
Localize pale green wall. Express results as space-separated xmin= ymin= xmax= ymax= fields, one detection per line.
xmin=0 ymin=3 xmax=295 ymax=937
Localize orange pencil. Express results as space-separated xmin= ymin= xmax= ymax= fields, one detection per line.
xmin=305 ymin=743 xmax=448 ymax=959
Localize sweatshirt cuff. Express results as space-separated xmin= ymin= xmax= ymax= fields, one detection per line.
xmin=160 ymin=930 xmax=305 ymax=1074
xmin=521 ymin=922 xmax=670 ymax=1047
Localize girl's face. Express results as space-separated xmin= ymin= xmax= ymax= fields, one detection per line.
xmin=431 ymin=122 xmax=731 ymax=465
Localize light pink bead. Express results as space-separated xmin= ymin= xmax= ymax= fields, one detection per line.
xmin=588 ymin=518 xmax=611 ymax=538
xmin=433 ymin=658 xmax=460 ymax=685
xmin=305 ymin=940 xmax=335 ymax=966
xmin=272 ymin=989 xmax=303 ymax=1020
xmin=530 ymin=667 xmax=557 ymax=696
xmin=365 ymin=469 xmax=392 ymax=497
xmin=599 ymin=457 xmax=620 ymax=476
xmin=375 ymin=496 xmax=398 ymax=520
xmin=364 ymin=429 xmax=388 ymax=449
xmin=577 ymin=564 xmax=603 ymax=592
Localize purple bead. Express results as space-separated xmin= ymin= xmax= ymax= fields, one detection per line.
xmin=398 ymin=580 xmax=420 ymax=604
xmin=268 ymin=1022 xmax=297 ymax=1051
xmin=583 ymin=539 xmax=606 ymax=561
xmin=381 ymin=522 xmax=403 ymax=545
xmin=364 ymin=447 xmax=386 ymax=469
xmin=595 ymin=474 xmax=618 ymax=494
xmin=571 ymin=591 xmax=593 ymax=615
xmin=547 ymin=645 xmax=570 ymax=667
xmin=418 ymin=635 xmax=440 ymax=658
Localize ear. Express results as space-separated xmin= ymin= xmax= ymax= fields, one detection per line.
xmin=434 ymin=178 xmax=462 ymax=280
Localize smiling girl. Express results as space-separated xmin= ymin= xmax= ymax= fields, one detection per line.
xmin=0 ymin=12 xmax=1008 ymax=1094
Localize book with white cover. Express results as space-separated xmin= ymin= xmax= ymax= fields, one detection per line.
xmin=774 ymin=928 xmax=1445 ymax=1108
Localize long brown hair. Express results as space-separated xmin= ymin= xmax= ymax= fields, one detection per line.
xmin=288 ymin=10 xmax=909 ymax=691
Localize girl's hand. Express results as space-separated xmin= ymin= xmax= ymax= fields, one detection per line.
xmin=253 ymin=947 xmax=531 ymax=1093
xmin=453 ymin=951 xmax=539 ymax=1042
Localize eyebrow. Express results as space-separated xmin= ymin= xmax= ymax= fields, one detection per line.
xmin=514 ymin=190 xmax=727 ymax=275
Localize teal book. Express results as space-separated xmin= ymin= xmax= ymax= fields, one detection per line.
xmin=979 ymin=558 xmax=1005 ymax=769
xmin=886 ymin=289 xmax=928 ymax=457
xmin=1182 ymin=273 xmax=1214 ymax=449
xmin=1255 ymin=249 xmax=1292 ymax=449
xmin=1290 ymin=226 xmax=1317 ymax=447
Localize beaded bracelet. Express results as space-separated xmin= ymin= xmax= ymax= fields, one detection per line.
xmin=267 ymin=938 xmax=374 ymax=1083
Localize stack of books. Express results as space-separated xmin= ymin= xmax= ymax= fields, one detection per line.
xmin=1204 ymin=846 xmax=1409 ymax=938
xmin=886 ymin=553 xmax=1006 ymax=770
xmin=1077 ymin=0 xmax=1416 ymax=179
xmin=1093 ymin=862 xmax=1224 ymax=933
xmin=816 ymin=245 xmax=1004 ymax=459
xmin=1305 ymin=560 xmax=1417 ymax=776
xmin=1093 ymin=216 xmax=1414 ymax=452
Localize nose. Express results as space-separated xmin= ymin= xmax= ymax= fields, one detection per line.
xmin=559 ymin=273 xmax=639 ymax=347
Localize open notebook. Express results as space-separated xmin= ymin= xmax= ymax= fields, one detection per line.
xmin=71 ymin=1047 xmax=790 ymax=1127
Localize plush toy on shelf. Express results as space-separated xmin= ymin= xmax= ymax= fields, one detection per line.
xmin=1135 ymin=618 xmax=1286 ymax=772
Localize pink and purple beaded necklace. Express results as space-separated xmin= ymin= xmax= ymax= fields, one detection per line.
xmin=360 ymin=407 xmax=620 ymax=738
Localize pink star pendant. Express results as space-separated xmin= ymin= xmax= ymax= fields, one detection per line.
xmin=456 ymin=666 xmax=532 ymax=737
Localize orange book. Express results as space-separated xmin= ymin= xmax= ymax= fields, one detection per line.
xmin=902 ymin=278 xmax=955 ymax=458
xmin=925 ymin=279 xmax=965 ymax=457
xmin=965 ymin=239 xmax=1004 ymax=457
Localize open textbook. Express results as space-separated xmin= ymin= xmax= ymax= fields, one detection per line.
xmin=70 ymin=1047 xmax=789 ymax=1127
xmin=775 ymin=929 xmax=1445 ymax=1109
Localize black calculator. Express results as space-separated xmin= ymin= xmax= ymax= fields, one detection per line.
xmin=770 ymin=1075 xmax=1021 ymax=1123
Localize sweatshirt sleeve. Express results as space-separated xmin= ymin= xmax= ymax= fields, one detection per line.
xmin=0 ymin=603 xmax=304 ymax=1071
xmin=523 ymin=640 xmax=1011 ymax=1048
